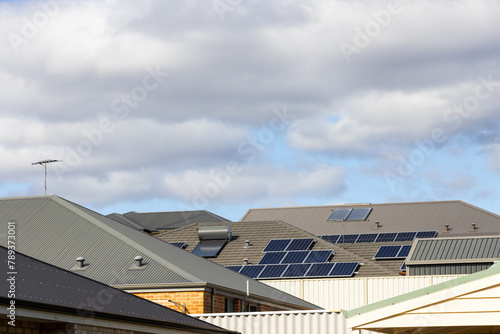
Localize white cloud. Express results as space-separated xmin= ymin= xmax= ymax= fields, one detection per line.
xmin=1 ymin=0 xmax=500 ymax=216
xmin=163 ymin=164 xmax=346 ymax=206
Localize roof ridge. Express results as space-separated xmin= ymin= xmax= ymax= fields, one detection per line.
xmin=243 ymin=200 xmax=470 ymax=213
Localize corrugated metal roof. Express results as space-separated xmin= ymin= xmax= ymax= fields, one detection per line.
xmin=408 ymin=236 xmax=500 ymax=263
xmin=0 ymin=195 xmax=318 ymax=310
xmin=408 ymin=263 xmax=493 ymax=276
xmin=240 ymin=201 xmax=500 ymax=237
xmin=0 ymin=246 xmax=234 ymax=333
xmin=108 ymin=210 xmax=230 ymax=231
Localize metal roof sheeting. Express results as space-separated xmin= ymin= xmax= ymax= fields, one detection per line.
xmin=408 ymin=236 xmax=500 ymax=264
xmin=0 ymin=195 xmax=318 ymax=310
xmin=0 ymin=246 xmax=234 ymax=333
xmin=406 ymin=236 xmax=500 ymax=276
xmin=241 ymin=201 xmax=500 ymax=237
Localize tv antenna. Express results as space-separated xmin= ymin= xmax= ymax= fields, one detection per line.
xmin=32 ymin=159 xmax=62 ymax=195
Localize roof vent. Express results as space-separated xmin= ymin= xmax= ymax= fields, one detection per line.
xmin=243 ymin=258 xmax=249 ymax=266
xmin=374 ymin=221 xmax=382 ymax=229
xmin=76 ymin=257 xmax=85 ymax=268
xmin=134 ymin=256 xmax=144 ymax=268
xmin=129 ymin=255 xmax=147 ymax=270
xmin=444 ymin=224 xmax=451 ymax=232
xmin=71 ymin=257 xmax=89 ymax=271
xmin=244 ymin=240 xmax=252 ymax=249
xmin=470 ymin=223 xmax=478 ymax=232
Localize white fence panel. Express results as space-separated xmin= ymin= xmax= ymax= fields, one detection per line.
xmin=193 ymin=310 xmax=377 ymax=334
xmin=263 ymin=275 xmax=463 ymax=310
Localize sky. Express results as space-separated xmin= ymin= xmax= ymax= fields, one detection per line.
xmin=1 ymin=0 xmax=500 ymax=221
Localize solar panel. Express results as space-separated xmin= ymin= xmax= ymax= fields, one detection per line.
xmin=329 ymin=262 xmax=359 ymax=277
xmin=285 ymin=238 xmax=314 ymax=251
xmin=282 ymin=264 xmax=311 ymax=278
xmin=263 ymin=239 xmax=291 ymax=252
xmin=373 ymin=245 xmax=402 ymax=259
xmin=346 ymin=208 xmax=372 ymax=221
xmin=355 ymin=233 xmax=378 ymax=243
xmin=305 ymin=263 xmax=335 ymax=277
xmin=416 ymin=231 xmax=438 ymax=239
xmin=239 ymin=265 xmax=265 ymax=278
xmin=304 ymin=250 xmax=333 ymax=263
xmin=327 ymin=209 xmax=352 ymax=221
xmin=397 ymin=245 xmax=412 ymax=258
xmin=400 ymin=261 xmax=406 ymax=271
xmin=337 ymin=234 xmax=359 ymax=244
xmin=395 ymin=232 xmax=417 ymax=242
xmin=375 ymin=233 xmax=397 ymax=242
xmin=192 ymin=240 xmax=227 ymax=258
xmin=281 ymin=251 xmax=309 ymax=264
xmin=258 ymin=264 xmax=288 ymax=279
xmin=225 ymin=266 xmax=242 ymax=273
xmin=321 ymin=235 xmax=340 ymax=244
xmin=169 ymin=242 xmax=187 ymax=248
xmin=258 ymin=252 xmax=287 ymax=265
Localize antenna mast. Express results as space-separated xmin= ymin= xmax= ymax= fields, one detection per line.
xmin=32 ymin=159 xmax=62 ymax=195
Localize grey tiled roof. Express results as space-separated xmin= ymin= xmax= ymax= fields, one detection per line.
xmin=0 ymin=246 xmax=233 ymax=333
xmin=0 ymin=195 xmax=318 ymax=310
xmin=157 ymin=221 xmax=398 ymax=278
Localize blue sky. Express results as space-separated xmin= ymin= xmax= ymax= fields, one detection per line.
xmin=1 ymin=0 xmax=500 ymax=221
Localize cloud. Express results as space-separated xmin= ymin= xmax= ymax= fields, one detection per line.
xmin=163 ymin=164 xmax=346 ymax=206
xmin=1 ymin=0 xmax=500 ymax=217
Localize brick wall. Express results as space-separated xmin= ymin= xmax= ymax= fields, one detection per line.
xmin=133 ymin=291 xmax=207 ymax=314
xmin=133 ymin=290 xmax=275 ymax=314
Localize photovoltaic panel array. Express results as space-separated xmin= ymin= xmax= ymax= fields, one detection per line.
xmin=376 ymin=233 xmax=398 ymax=242
xmin=400 ymin=261 xmax=406 ymax=271
xmin=320 ymin=231 xmax=438 ymax=244
xmin=259 ymin=264 xmax=288 ymax=279
xmin=373 ymin=245 xmax=412 ymax=259
xmin=285 ymin=238 xmax=315 ymax=251
xmin=281 ymin=251 xmax=309 ymax=264
xmin=226 ymin=265 xmax=243 ymax=273
xmin=263 ymin=239 xmax=291 ymax=252
xmin=304 ymin=250 xmax=333 ymax=263
xmin=258 ymin=250 xmax=333 ymax=265
xmin=169 ymin=242 xmax=187 ymax=248
xmin=356 ymin=233 xmax=378 ymax=243
xmin=262 ymin=238 xmax=315 ymax=253
xmin=282 ymin=264 xmax=310 ymax=278
xmin=259 ymin=252 xmax=287 ymax=264
xmin=321 ymin=235 xmax=340 ymax=244
xmin=228 ymin=262 xmax=360 ymax=279
xmin=416 ymin=231 xmax=438 ymax=238
xmin=239 ymin=265 xmax=265 ymax=278
xmin=337 ymin=234 xmax=359 ymax=244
